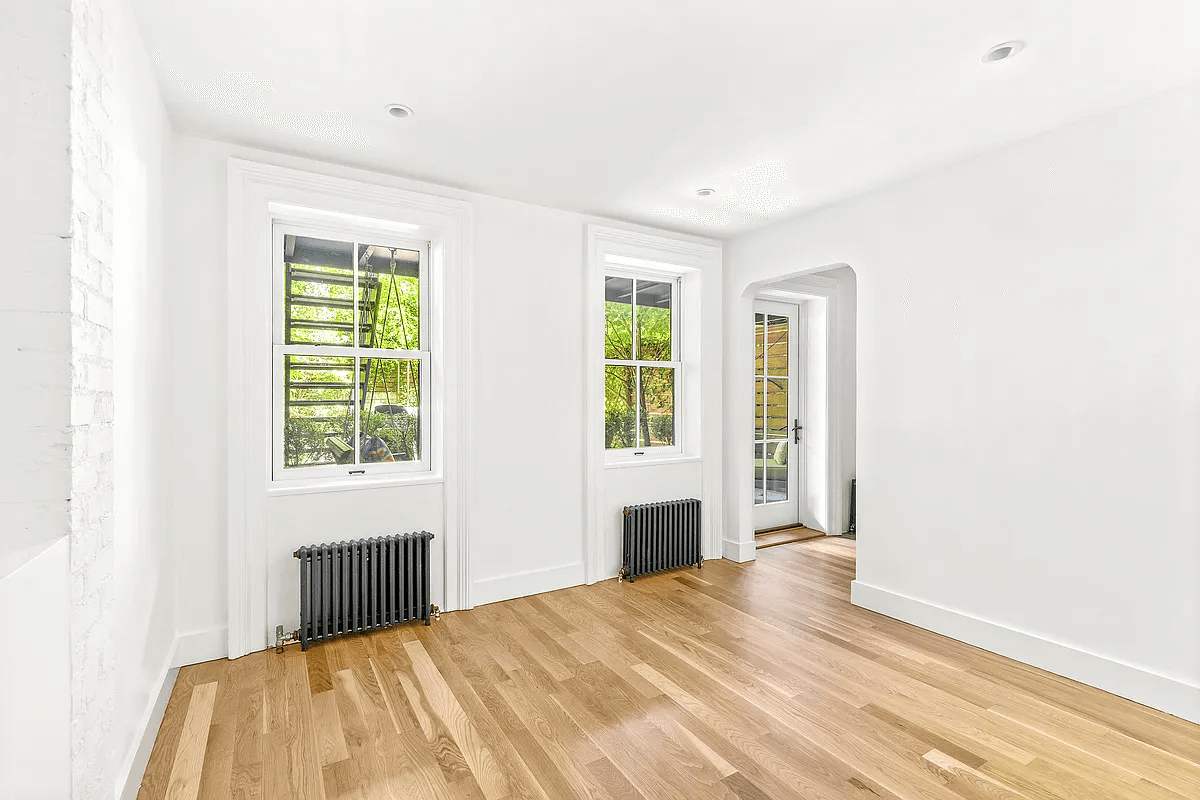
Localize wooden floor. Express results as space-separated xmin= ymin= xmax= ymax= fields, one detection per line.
xmin=754 ymin=525 xmax=824 ymax=549
xmin=138 ymin=538 xmax=1200 ymax=800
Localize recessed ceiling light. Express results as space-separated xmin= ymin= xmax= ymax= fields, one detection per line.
xmin=386 ymin=104 xmax=413 ymax=119
xmin=982 ymin=41 xmax=1024 ymax=63
xmin=696 ymin=188 xmax=717 ymax=197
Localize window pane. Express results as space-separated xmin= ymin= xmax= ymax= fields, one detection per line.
xmin=283 ymin=355 xmax=356 ymax=468
xmin=754 ymin=442 xmax=764 ymax=505
xmin=358 ymin=244 xmax=421 ymax=349
xmin=360 ymin=357 xmax=421 ymax=462
xmin=605 ymin=365 xmax=636 ymax=448
xmin=284 ymin=234 xmax=356 ymax=345
xmin=635 ymin=280 xmax=673 ymax=362
xmin=638 ymin=366 xmax=674 ymax=448
xmin=766 ymin=314 xmax=788 ymax=374
xmin=764 ymin=441 xmax=789 ymax=502
xmin=754 ymin=313 xmax=765 ymax=375
xmin=604 ymin=277 xmax=633 ymax=360
xmin=766 ymin=377 xmax=788 ymax=438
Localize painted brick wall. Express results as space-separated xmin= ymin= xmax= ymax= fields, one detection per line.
xmin=69 ymin=0 xmax=117 ymax=796
xmin=0 ymin=0 xmax=74 ymax=573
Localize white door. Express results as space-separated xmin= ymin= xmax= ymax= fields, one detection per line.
xmin=752 ymin=301 xmax=803 ymax=530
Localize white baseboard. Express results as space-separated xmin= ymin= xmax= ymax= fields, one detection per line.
xmin=472 ymin=562 xmax=585 ymax=607
xmin=115 ymin=642 xmax=179 ymax=800
xmin=851 ymin=580 xmax=1200 ymax=725
xmin=174 ymin=627 xmax=228 ymax=667
xmin=722 ymin=537 xmax=756 ymax=563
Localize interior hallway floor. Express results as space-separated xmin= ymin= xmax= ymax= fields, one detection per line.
xmin=137 ymin=538 xmax=1200 ymax=799
xmin=754 ymin=525 xmax=825 ymax=549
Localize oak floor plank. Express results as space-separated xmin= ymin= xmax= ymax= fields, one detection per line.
xmin=164 ymin=681 xmax=219 ymax=800
xmin=137 ymin=664 xmax=199 ymax=799
xmin=194 ymin=656 xmax=246 ymax=799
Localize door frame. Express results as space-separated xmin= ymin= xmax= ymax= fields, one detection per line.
xmin=724 ymin=267 xmax=852 ymax=563
xmin=752 ymin=299 xmax=807 ymax=531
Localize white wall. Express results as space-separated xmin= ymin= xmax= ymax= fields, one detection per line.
xmin=110 ymin=0 xmax=178 ymax=793
xmin=0 ymin=541 xmax=72 ymax=800
xmin=167 ymin=137 xmax=721 ymax=644
xmin=726 ymin=83 xmax=1200 ymax=721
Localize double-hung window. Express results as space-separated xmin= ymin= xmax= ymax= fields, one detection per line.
xmin=603 ymin=273 xmax=681 ymax=457
xmin=272 ymin=222 xmax=431 ymax=481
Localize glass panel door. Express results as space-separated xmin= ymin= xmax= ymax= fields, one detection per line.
xmin=753 ymin=301 xmax=802 ymax=531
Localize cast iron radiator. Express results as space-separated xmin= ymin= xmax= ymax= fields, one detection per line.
xmin=620 ymin=499 xmax=703 ymax=583
xmin=295 ymin=531 xmax=434 ymax=650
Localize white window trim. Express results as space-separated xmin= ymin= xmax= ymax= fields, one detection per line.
xmin=226 ymin=159 xmax=473 ymax=659
xmin=270 ymin=219 xmax=433 ymax=484
xmin=584 ymin=224 xmax=723 ymax=586
xmin=603 ymin=267 xmax=683 ymax=461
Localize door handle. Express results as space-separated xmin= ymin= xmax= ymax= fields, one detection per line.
xmin=792 ymin=419 xmax=803 ymax=444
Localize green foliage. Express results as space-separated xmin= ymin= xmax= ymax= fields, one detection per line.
xmin=649 ymin=413 xmax=674 ymax=445
xmin=605 ymin=363 xmax=636 ymax=448
xmin=605 ymin=299 xmax=633 ymax=360
xmin=284 ymin=414 xmax=353 ymax=467
xmin=636 ymin=304 xmax=672 ymax=361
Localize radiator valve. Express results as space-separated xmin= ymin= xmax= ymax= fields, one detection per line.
xmin=618 ymin=566 xmax=629 ymax=583
xmin=429 ymin=604 xmax=442 ymax=621
xmin=275 ymin=624 xmax=300 ymax=653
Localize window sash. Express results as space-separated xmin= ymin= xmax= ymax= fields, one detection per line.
xmin=272 ymin=221 xmax=430 ymax=350
xmin=603 ymin=272 xmax=681 ymax=456
xmin=271 ymin=221 xmax=432 ymax=482
xmin=273 ymin=346 xmax=430 ymax=480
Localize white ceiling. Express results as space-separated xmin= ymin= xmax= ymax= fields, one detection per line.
xmin=132 ymin=0 xmax=1200 ymax=238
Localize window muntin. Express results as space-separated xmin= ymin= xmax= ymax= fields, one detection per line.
xmin=273 ymin=223 xmax=430 ymax=481
xmin=603 ymin=273 xmax=680 ymax=455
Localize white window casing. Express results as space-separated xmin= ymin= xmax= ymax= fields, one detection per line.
xmin=226 ymin=159 xmax=473 ymax=658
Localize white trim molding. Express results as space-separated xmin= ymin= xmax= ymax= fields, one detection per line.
xmin=726 ymin=264 xmax=854 ymax=563
xmin=472 ymin=562 xmax=586 ymax=608
xmin=226 ymin=159 xmax=473 ymax=658
xmin=723 ymin=537 xmax=756 ymax=563
xmin=174 ymin=628 xmax=229 ymax=667
xmin=851 ymin=581 xmax=1200 ymax=725
xmin=115 ymin=649 xmax=179 ymax=800
xmin=584 ymin=225 xmax=723 ymax=585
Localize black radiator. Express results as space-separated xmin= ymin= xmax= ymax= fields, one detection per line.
xmin=848 ymin=479 xmax=856 ymax=534
xmin=295 ymin=532 xmax=434 ymax=650
xmin=620 ymin=499 xmax=703 ymax=583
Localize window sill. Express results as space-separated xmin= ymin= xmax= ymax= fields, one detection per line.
xmin=267 ymin=472 xmax=444 ymax=496
xmin=604 ymin=455 xmax=701 ymax=470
